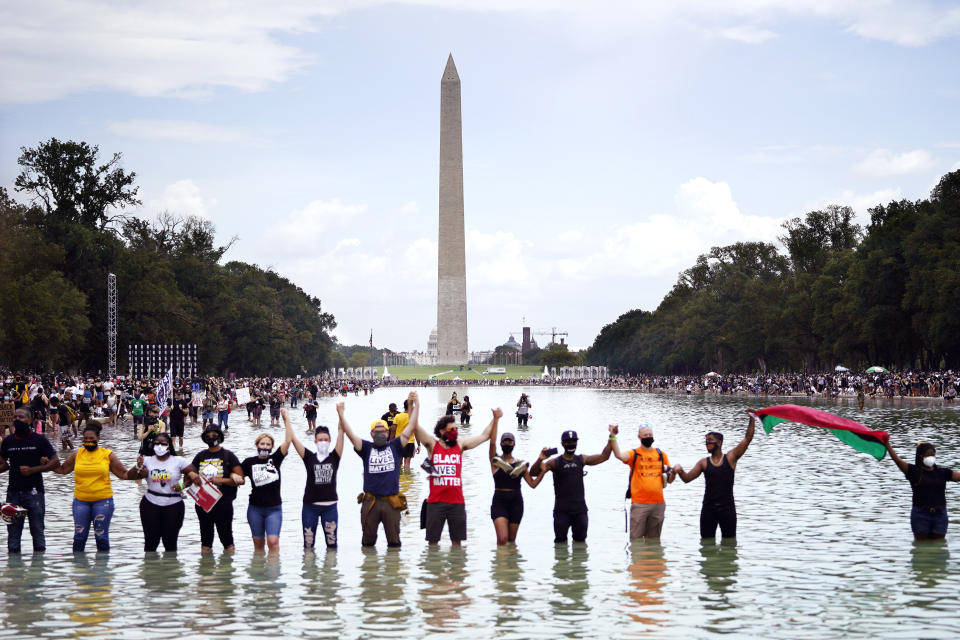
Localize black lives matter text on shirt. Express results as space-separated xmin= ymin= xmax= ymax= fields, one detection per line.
xmin=302 ymin=449 xmax=340 ymax=503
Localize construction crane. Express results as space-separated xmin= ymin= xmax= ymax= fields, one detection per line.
xmin=510 ymin=323 xmax=570 ymax=348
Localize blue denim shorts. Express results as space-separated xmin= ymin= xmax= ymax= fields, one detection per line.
xmin=911 ymin=506 xmax=948 ymax=536
xmin=247 ymin=504 xmax=283 ymax=538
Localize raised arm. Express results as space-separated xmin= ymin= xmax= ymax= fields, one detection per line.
xmin=337 ymin=402 xmax=363 ymax=452
xmin=524 ymin=450 xmax=550 ymax=488
xmin=461 ymin=408 xmax=501 ymax=451
xmin=286 ymin=407 xmax=305 ymax=458
xmin=729 ymin=410 xmax=756 ymax=463
xmin=334 ymin=419 xmax=347 ymax=457
xmin=488 ymin=412 xmax=499 ymax=461
xmin=583 ymin=428 xmax=615 ymax=465
xmin=399 ymin=391 xmax=419 ymax=446
xmin=884 ymin=441 xmax=908 ymax=473
xmin=412 ymin=392 xmax=436 ymax=450
xmin=278 ymin=408 xmax=293 ymax=455
xmin=609 ymin=425 xmax=633 ymax=463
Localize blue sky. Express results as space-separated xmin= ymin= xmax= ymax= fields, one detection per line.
xmin=2 ymin=1 xmax=958 ymax=352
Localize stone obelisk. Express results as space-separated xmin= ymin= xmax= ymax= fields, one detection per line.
xmin=437 ymin=54 xmax=468 ymax=365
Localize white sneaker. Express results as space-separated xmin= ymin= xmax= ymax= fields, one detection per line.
xmin=492 ymin=457 xmax=513 ymax=473
xmin=509 ymin=461 xmax=529 ymax=478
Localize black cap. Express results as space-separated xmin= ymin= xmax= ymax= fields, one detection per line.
xmin=561 ymin=430 xmax=578 ymax=442
xmin=500 ymin=432 xmax=516 ymax=442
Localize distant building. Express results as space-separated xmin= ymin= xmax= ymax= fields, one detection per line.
xmin=503 ymin=334 xmax=521 ymax=351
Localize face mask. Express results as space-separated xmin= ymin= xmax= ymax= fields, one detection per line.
xmin=146 ymin=415 xmax=158 ymax=426
xmin=563 ymin=443 xmax=577 ymax=454
xmin=153 ymin=444 xmax=169 ymax=457
xmin=372 ymin=432 xmax=388 ymax=447
xmin=202 ymin=433 xmax=220 ymax=447
xmin=444 ymin=428 xmax=459 ymax=444
xmin=641 ymin=437 xmax=655 ymax=448
xmin=923 ymin=455 xmax=936 ymax=468
xmin=83 ymin=442 xmax=98 ymax=451
xmin=13 ymin=419 xmax=30 ymax=436
xmin=706 ymin=442 xmax=718 ymax=453
xmin=316 ymin=441 xmax=330 ymax=458
xmin=258 ymin=447 xmax=272 ymax=458
xmin=501 ymin=444 xmax=515 ymax=455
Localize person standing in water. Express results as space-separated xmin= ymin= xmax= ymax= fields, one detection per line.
xmin=609 ymin=424 xmax=675 ymax=541
xmin=530 ymin=428 xmax=614 ymax=543
xmin=416 ymin=408 xmax=501 ymax=546
xmin=516 ymin=393 xmax=531 ymax=428
xmin=671 ymin=409 xmax=755 ymax=540
xmin=885 ymin=440 xmax=960 ymax=540
xmin=488 ymin=428 xmax=543 ymax=545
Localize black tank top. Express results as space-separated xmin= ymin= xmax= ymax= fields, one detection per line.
xmin=703 ymin=454 xmax=735 ymax=506
xmin=492 ymin=468 xmax=522 ymax=492
xmin=552 ymin=454 xmax=586 ymax=513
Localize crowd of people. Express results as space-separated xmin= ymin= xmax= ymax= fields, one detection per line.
xmin=1 ymin=369 xmax=958 ymax=555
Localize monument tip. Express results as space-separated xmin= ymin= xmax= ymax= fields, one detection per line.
xmin=442 ymin=53 xmax=459 ymax=82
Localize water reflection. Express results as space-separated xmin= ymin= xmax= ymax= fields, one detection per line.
xmin=195 ymin=553 xmax=238 ymax=621
xmin=298 ymin=550 xmax=344 ymax=634
xmin=699 ymin=542 xmax=739 ymax=597
xmin=67 ymin=554 xmax=114 ymax=636
xmin=549 ymin=545 xmax=591 ymax=626
xmin=357 ymin=548 xmax=415 ymax=636
xmin=910 ymin=540 xmax=950 ymax=588
xmin=419 ymin=547 xmax=470 ymax=631
xmin=1 ymin=554 xmax=50 ymax=636
xmin=624 ymin=542 xmax=667 ymax=628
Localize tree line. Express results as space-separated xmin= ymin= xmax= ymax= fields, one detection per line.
xmin=1 ymin=138 xmax=336 ymax=376
xmin=588 ymin=170 xmax=960 ymax=374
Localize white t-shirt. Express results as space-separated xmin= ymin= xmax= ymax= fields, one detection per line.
xmin=143 ymin=455 xmax=192 ymax=506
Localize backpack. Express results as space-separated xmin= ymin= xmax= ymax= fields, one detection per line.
xmin=625 ymin=448 xmax=663 ymax=499
xmin=64 ymin=403 xmax=78 ymax=423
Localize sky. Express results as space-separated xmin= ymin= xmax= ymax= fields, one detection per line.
xmin=2 ymin=1 xmax=959 ymax=352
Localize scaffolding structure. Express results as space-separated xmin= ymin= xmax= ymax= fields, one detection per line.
xmin=107 ymin=273 xmax=117 ymax=378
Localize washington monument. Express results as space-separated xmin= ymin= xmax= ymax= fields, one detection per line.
xmin=436 ymin=54 xmax=468 ymax=365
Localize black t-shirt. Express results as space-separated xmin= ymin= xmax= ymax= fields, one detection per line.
xmin=191 ymin=448 xmax=242 ymax=501
xmin=1 ymin=433 xmax=56 ymax=494
xmin=302 ymin=449 xmax=340 ymax=503
xmin=57 ymin=404 xmax=71 ymax=425
xmin=905 ymin=463 xmax=954 ymax=508
xmin=304 ymin=402 xmax=317 ymax=418
xmin=551 ymin=454 xmax=587 ymax=514
xmin=241 ymin=450 xmax=286 ymax=507
xmin=170 ymin=399 xmax=188 ymax=426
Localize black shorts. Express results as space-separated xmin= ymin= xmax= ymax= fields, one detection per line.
xmin=425 ymin=502 xmax=466 ymax=542
xmin=133 ymin=415 xmax=144 ymax=425
xmin=490 ymin=492 xmax=524 ymax=524
xmin=402 ymin=442 xmax=415 ymax=458
xmin=169 ymin=421 xmax=185 ymax=437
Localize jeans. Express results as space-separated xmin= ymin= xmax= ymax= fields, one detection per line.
xmin=217 ymin=411 xmax=229 ymax=428
xmin=302 ymin=503 xmax=339 ymax=548
xmin=247 ymin=504 xmax=283 ymax=539
xmin=6 ymin=490 xmax=46 ymax=553
xmin=72 ymin=497 xmax=115 ymax=552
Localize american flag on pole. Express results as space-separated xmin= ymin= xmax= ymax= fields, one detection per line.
xmin=156 ymin=366 xmax=173 ymax=414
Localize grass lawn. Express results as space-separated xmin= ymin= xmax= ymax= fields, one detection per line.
xmin=374 ymin=365 xmax=544 ymax=380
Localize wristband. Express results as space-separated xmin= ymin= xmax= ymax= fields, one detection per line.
xmin=609 ymin=436 xmax=617 ymax=441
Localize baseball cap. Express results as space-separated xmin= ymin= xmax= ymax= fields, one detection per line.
xmin=500 ymin=431 xmax=516 ymax=442
xmin=561 ymin=430 xmax=578 ymax=442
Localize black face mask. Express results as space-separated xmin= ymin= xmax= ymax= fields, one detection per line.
xmin=641 ymin=437 xmax=655 ymax=447
xmin=563 ymin=443 xmax=577 ymax=454
xmin=372 ymin=433 xmax=388 ymax=447
xmin=201 ymin=433 xmax=220 ymax=447
xmin=146 ymin=415 xmax=159 ymax=426
xmin=501 ymin=444 xmax=515 ymax=455
xmin=13 ymin=419 xmax=30 ymax=436
xmin=83 ymin=442 xmax=98 ymax=451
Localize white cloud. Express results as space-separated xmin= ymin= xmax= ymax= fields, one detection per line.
xmin=107 ymin=119 xmax=252 ymax=144
xmin=3 ymin=1 xmax=958 ymax=103
xmin=400 ymin=201 xmax=420 ymax=214
xmin=816 ymin=187 xmax=903 ymax=218
xmin=855 ymin=149 xmax=936 ymax=177
xmin=718 ymin=25 xmax=778 ymax=44
xmin=265 ymin=197 xmax=367 ymax=251
xmin=148 ymin=179 xmax=212 ymax=218
xmin=466 ymin=229 xmax=532 ymax=286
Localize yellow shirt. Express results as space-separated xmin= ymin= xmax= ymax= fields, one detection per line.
xmin=74 ymin=447 xmax=113 ymax=501
xmin=393 ymin=412 xmax=410 ymax=439
xmin=625 ymin=447 xmax=669 ymax=504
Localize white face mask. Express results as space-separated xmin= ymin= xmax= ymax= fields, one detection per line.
xmin=316 ymin=441 xmax=330 ymax=458
xmin=153 ymin=444 xmax=169 ymax=457
xmin=923 ymin=455 xmax=936 ymax=468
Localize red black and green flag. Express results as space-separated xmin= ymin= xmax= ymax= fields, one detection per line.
xmin=755 ymin=404 xmax=889 ymax=460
